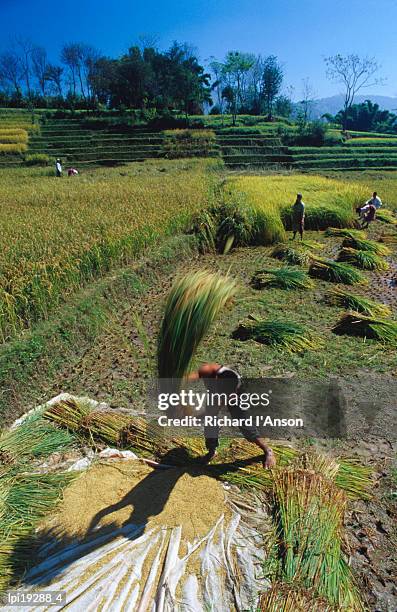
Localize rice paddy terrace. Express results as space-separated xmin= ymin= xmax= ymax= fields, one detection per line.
xmin=2 ymin=108 xmax=397 ymax=170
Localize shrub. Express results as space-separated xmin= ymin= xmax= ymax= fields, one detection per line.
xmin=163 ymin=129 xmax=217 ymax=158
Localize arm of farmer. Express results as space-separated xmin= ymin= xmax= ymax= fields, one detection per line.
xmin=253 ymin=438 xmax=276 ymax=469
xmin=186 ymin=363 xmax=221 ymax=381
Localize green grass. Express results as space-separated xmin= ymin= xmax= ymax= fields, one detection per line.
xmin=251 ymin=267 xmax=314 ymax=290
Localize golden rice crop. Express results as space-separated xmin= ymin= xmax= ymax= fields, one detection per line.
xmin=228 ymin=175 xmax=367 ymax=241
xmin=0 ymin=143 xmax=27 ymax=154
xmin=0 ymin=160 xmax=217 ymax=340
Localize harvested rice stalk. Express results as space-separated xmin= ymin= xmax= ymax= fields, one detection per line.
xmin=158 ymin=270 xmax=236 ymax=378
xmin=232 ymin=318 xmax=323 ymax=352
xmin=44 ymin=398 xmax=91 ymax=431
xmin=80 ymin=411 xmax=132 ymax=446
xmin=251 ymin=268 xmax=314 ymax=290
xmin=376 ymin=209 xmax=397 ymax=225
xmin=271 ymin=469 xmax=364 ymax=610
xmin=336 ymin=459 xmax=373 ymax=501
xmin=342 ymin=235 xmax=391 ymax=256
xmin=300 ymin=240 xmax=324 ymax=251
xmin=0 ymin=472 xmax=75 ymax=592
xmin=259 ymin=583 xmax=334 ymax=611
xmin=309 ymin=259 xmax=366 ymax=285
xmin=326 ymin=288 xmax=391 ymax=318
xmin=338 ymin=247 xmax=389 ymax=271
xmin=0 ymin=414 xmax=74 ymax=466
xmin=324 ymin=228 xmax=366 ymax=239
xmin=333 ymin=312 xmax=397 ymax=345
xmin=271 ymin=244 xmax=310 ymax=266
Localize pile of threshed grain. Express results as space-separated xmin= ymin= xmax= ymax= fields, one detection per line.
xmin=39 ymin=460 xmax=226 ymax=545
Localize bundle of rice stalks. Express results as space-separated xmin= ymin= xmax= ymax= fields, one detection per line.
xmin=271 ymin=244 xmax=310 ymax=266
xmin=338 ymin=247 xmax=389 ymax=271
xmin=342 ymin=235 xmax=391 ymax=256
xmin=158 ymin=270 xmax=236 ymax=378
xmin=326 ymin=288 xmax=391 ymax=318
xmin=0 ymin=471 xmax=75 ymax=591
xmin=376 ymin=209 xmax=397 ymax=225
xmin=335 ymin=459 xmax=373 ymax=501
xmin=324 ymin=228 xmax=365 ymax=239
xmin=309 ymin=259 xmax=366 ymax=285
xmin=212 ymin=441 xmax=373 ymax=501
xmin=333 ymin=312 xmax=397 ymax=345
xmin=259 ymin=584 xmax=334 ymax=611
xmin=251 ymin=268 xmax=314 ymax=291
xmin=44 ymin=398 xmax=91 ymax=431
xmin=232 ymin=318 xmax=322 ymax=352
xmin=190 ymin=209 xmax=217 ymax=253
xmin=300 ymin=239 xmax=324 ymax=251
xmin=0 ymin=413 xmax=74 ymax=466
xmin=379 ymin=233 xmax=397 ymax=245
xmin=215 ymin=198 xmax=255 ymax=253
xmin=80 ymin=411 xmax=133 ymax=446
xmin=271 ymin=469 xmax=364 ymax=610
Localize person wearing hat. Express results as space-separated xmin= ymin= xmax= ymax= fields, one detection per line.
xmin=291 ymin=193 xmax=305 ymax=240
xmin=188 ymin=363 xmax=276 ymax=469
xmin=55 ymin=158 xmax=63 ymax=178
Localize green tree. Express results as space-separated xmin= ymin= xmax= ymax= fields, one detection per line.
xmin=261 ymin=55 xmax=283 ymax=119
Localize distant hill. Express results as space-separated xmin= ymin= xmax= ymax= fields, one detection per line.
xmin=310 ymin=94 xmax=397 ymax=119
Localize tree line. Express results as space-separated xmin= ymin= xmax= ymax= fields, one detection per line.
xmin=0 ymin=37 xmax=393 ymax=133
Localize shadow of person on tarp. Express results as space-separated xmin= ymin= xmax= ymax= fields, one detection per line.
xmin=14 ymin=447 xmax=265 ymax=589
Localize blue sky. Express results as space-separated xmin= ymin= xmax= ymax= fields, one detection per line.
xmin=1 ymin=0 xmax=397 ymax=99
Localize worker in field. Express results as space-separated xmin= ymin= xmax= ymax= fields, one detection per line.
xmin=356 ymin=191 xmax=382 ymax=217
xmin=188 ymin=363 xmax=276 ymax=469
xmin=55 ymin=158 xmax=62 ymax=178
xmin=291 ymin=193 xmax=305 ymax=240
xmin=361 ymin=203 xmax=377 ymax=228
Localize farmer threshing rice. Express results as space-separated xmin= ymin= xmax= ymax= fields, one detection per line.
xmin=158 ymin=270 xmax=276 ymax=470
xmin=188 ymin=363 xmax=276 ymax=468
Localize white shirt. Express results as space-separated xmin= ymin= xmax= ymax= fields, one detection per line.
xmin=366 ymin=196 xmax=382 ymax=209
xmin=56 ymin=162 xmax=62 ymax=173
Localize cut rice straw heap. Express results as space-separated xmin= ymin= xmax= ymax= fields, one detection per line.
xmin=0 ymin=412 xmax=74 ymax=468
xmin=326 ymin=288 xmax=391 ymax=318
xmin=271 ymin=244 xmax=310 ymax=266
xmin=251 ymin=268 xmax=314 ymax=290
xmin=309 ymin=259 xmax=366 ymax=285
xmin=232 ymin=317 xmax=323 ymax=353
xmin=157 ymin=270 xmax=236 ymax=378
xmin=338 ymin=247 xmax=389 ymax=271
xmin=0 ymin=471 xmax=75 ymax=591
xmin=376 ymin=209 xmax=397 ymax=225
xmin=259 ymin=584 xmax=334 ymax=611
xmin=333 ymin=312 xmax=397 ymax=345
xmin=44 ymin=398 xmax=174 ymax=457
xmin=342 ymin=235 xmax=391 ymax=256
xmin=324 ymin=228 xmax=366 ymax=239
xmin=270 ymin=469 xmax=364 ymax=610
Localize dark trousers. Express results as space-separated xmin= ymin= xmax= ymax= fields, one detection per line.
xmin=204 ymin=403 xmax=260 ymax=452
